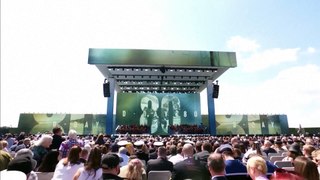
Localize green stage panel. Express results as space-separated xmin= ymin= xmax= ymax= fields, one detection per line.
xmin=88 ymin=48 xmax=237 ymax=67
xmin=17 ymin=113 xmax=106 ymax=134
xmin=215 ymin=115 xmax=287 ymax=135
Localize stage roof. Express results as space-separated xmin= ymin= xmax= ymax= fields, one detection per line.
xmin=88 ymin=49 xmax=237 ymax=93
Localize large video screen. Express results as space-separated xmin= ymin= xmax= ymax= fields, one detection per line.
xmin=215 ymin=115 xmax=288 ymax=135
xmin=116 ymin=93 xmax=201 ymax=134
xmin=18 ymin=113 xmax=106 ymax=134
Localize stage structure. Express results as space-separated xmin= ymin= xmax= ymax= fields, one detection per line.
xmin=88 ymin=49 xmax=237 ymax=135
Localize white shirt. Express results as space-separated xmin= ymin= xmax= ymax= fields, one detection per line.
xmin=118 ymin=153 xmax=129 ymax=167
xmin=77 ymin=167 xmax=103 ymax=180
xmin=51 ymin=160 xmax=84 ymax=180
xmin=169 ymin=154 xmax=184 ymax=165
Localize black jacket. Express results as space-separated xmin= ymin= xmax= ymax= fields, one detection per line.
xmin=172 ymin=157 xmax=210 ymax=180
xmin=146 ymin=157 xmax=174 ymax=174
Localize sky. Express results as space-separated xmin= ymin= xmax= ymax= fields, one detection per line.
xmin=1 ymin=0 xmax=320 ymax=128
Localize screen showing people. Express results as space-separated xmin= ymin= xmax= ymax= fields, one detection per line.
xmin=116 ymin=93 xmax=201 ymax=135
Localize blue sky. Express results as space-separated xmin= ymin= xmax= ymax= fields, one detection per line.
xmin=1 ymin=0 xmax=320 ymax=128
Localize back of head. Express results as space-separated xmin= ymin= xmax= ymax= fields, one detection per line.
xmin=65 ymin=145 xmax=81 ymax=165
xmin=246 ymin=155 xmax=267 ymax=176
xmin=157 ymin=147 xmax=167 ymax=158
xmin=294 ymin=156 xmax=319 ymax=180
xmin=35 ymin=134 xmax=53 ymax=147
xmin=169 ymin=145 xmax=177 ymax=155
xmin=202 ymin=142 xmax=212 ymax=153
xmin=68 ymin=129 xmax=77 ymax=140
xmin=127 ymin=159 xmax=143 ymax=180
xmin=182 ymin=143 xmax=194 ymax=157
xmin=86 ymin=146 xmax=102 ymax=171
xmin=207 ymin=153 xmax=225 ymax=174
xmin=52 ymin=126 xmax=62 ymax=135
xmin=15 ymin=148 xmax=33 ymax=159
xmin=195 ymin=142 xmax=202 ymax=152
xmin=264 ymin=140 xmax=272 ymax=148
xmin=118 ymin=147 xmax=127 ymax=154
xmin=7 ymin=155 xmax=33 ymax=176
xmin=102 ymin=153 xmax=120 ymax=170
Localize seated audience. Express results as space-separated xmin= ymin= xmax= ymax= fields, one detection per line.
xmin=52 ymin=146 xmax=84 ymax=180
xmin=119 ymin=158 xmax=146 ymax=180
xmin=312 ymin=149 xmax=320 ymax=174
xmin=172 ymin=144 xmax=210 ymax=180
xmin=7 ymin=155 xmax=33 ymax=179
xmin=207 ymin=153 xmax=228 ymax=180
xmin=101 ymin=153 xmax=123 ymax=180
xmin=262 ymin=140 xmax=277 ymax=155
xmin=243 ymin=141 xmax=266 ymax=163
xmin=246 ymin=155 xmax=268 ymax=180
xmin=218 ymin=144 xmax=247 ymax=174
xmin=118 ymin=147 xmax=129 ymax=167
xmin=15 ymin=138 xmax=31 ymax=152
xmin=37 ymin=150 xmax=60 ymax=172
xmin=293 ymin=156 xmax=319 ymax=180
xmin=302 ymin=144 xmax=315 ymax=160
xmin=15 ymin=148 xmax=38 ymax=180
xmin=73 ymin=146 xmax=102 ymax=180
xmin=194 ymin=141 xmax=212 ymax=163
xmin=31 ymin=134 xmax=53 ymax=168
xmin=282 ymin=143 xmax=302 ymax=162
xmin=146 ymin=146 xmax=173 ymax=174
xmin=0 ymin=141 xmax=12 ymax=171
xmin=169 ymin=146 xmax=184 ymax=165
xmin=134 ymin=141 xmax=149 ymax=163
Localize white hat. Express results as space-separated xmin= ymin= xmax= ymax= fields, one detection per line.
xmin=117 ymin=140 xmax=129 ymax=146
xmin=134 ymin=140 xmax=144 ymax=146
xmin=153 ymin=141 xmax=163 ymax=146
xmin=184 ymin=140 xmax=195 ymax=145
xmin=0 ymin=170 xmax=26 ymax=179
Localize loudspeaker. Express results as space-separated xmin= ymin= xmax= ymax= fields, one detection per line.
xmin=212 ymin=84 xmax=219 ymax=98
xmin=103 ymin=82 xmax=110 ymax=97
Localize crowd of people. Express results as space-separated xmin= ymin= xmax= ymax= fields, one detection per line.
xmin=115 ymin=125 xmax=149 ymax=134
xmin=169 ymin=124 xmax=207 ymax=134
xmin=1 ymin=127 xmax=320 ymax=180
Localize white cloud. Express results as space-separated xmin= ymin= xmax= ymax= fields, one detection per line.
xmin=213 ymin=64 xmax=320 ymax=128
xmin=227 ymin=36 xmax=260 ymax=52
xmin=226 ymin=36 xmax=301 ymax=72
xmin=242 ymin=48 xmax=300 ymax=72
xmin=307 ymin=47 xmax=316 ymax=54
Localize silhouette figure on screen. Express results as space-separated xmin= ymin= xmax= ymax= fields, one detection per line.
xmin=145 ymin=100 xmax=155 ymax=127
xmin=168 ymin=101 xmax=174 ymax=126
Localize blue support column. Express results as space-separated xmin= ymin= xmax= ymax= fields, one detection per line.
xmin=207 ymin=80 xmax=216 ymax=135
xmin=106 ymin=78 xmax=115 ymax=135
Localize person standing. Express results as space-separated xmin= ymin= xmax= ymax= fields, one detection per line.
xmin=59 ymin=130 xmax=82 ymax=158
xmin=50 ymin=127 xmax=65 ymax=150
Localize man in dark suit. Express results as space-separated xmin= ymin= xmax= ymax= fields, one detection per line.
xmin=208 ymin=153 xmax=228 ymax=180
xmin=49 ymin=126 xmax=65 ymax=150
xmin=172 ymin=144 xmax=210 ymax=180
xmin=146 ymin=147 xmax=174 ymax=174
xmin=194 ymin=141 xmax=212 ymax=163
